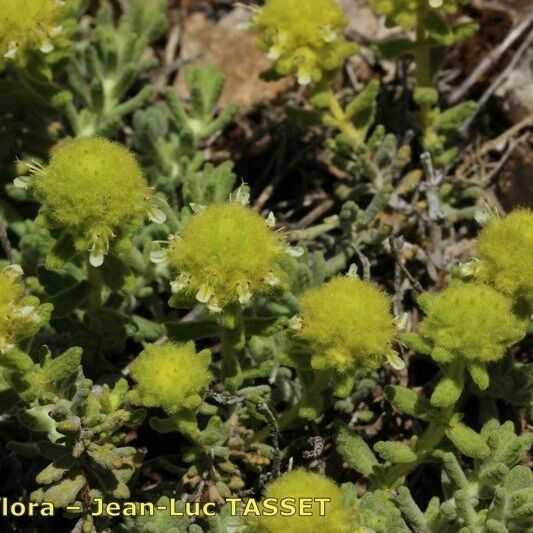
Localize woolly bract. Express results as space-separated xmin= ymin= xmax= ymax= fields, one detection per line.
xmin=294 ymin=276 xmax=398 ymax=395
xmin=0 ymin=0 xmax=67 ymax=69
xmin=251 ymin=0 xmax=357 ymax=85
xmin=414 ymin=282 xmax=525 ymax=365
xmin=165 ymin=203 xmax=285 ymax=311
xmin=369 ymin=0 xmax=462 ymax=30
xmin=0 ymin=266 xmax=51 ymax=354
xmin=128 ymin=342 xmax=212 ymax=415
xmin=31 ymin=137 xmax=158 ymax=267
xmin=477 ymin=209 xmax=533 ymax=302
xmin=247 ymin=468 xmax=357 ymax=533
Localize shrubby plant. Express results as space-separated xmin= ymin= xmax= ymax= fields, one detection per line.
xmin=23 ymin=137 xmax=165 ymax=268
xmin=0 ymin=0 xmax=531 ymax=532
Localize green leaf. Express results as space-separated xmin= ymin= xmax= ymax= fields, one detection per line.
xmin=431 ymin=374 xmax=463 ymax=408
xmin=468 ymin=361 xmax=490 ymax=390
xmin=335 ymin=424 xmax=379 ymax=477
xmin=374 ymin=441 xmax=417 ymax=463
xmin=435 ymin=101 xmax=477 ymax=134
xmin=186 ymin=65 xmax=226 ymax=120
xmin=43 ymin=347 xmax=82 ymax=381
xmin=345 ymin=80 xmax=380 ymax=138
xmin=384 ymin=385 xmax=432 ymax=419
xmin=446 ymin=422 xmax=491 ymax=459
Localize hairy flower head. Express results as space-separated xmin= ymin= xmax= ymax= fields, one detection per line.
xmin=27 ymin=137 xmax=165 ymax=267
xmin=292 ymin=276 xmax=399 ymax=396
xmin=477 ymin=209 xmax=533 ymax=302
xmin=413 ymin=282 xmax=525 ymax=366
xmin=0 ymin=0 xmax=69 ymax=69
xmin=163 ymin=202 xmax=286 ymax=312
xmin=251 ymin=0 xmax=358 ymax=85
xmin=0 ymin=265 xmax=51 ymax=354
xmin=247 ymin=468 xmax=357 ymax=533
xmin=370 ymin=0 xmax=463 ymax=30
xmin=128 ymin=342 xmax=212 ymax=416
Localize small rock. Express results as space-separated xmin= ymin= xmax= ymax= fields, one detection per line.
xmin=495 ymin=47 xmax=533 ymax=124
xmin=497 ymin=142 xmax=533 ymax=210
xmin=176 ymin=9 xmax=292 ymax=111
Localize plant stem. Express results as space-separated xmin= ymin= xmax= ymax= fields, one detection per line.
xmin=220 ymin=306 xmax=244 ymax=391
xmin=378 ymin=359 xmax=466 ymax=489
xmin=414 ymin=0 xmax=433 ymax=134
xmin=87 ymin=261 xmax=103 ymax=316
xmin=326 ymin=90 xmax=362 ymax=146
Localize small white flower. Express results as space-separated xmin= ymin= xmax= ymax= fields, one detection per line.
xmin=267 ymin=45 xmax=282 ymax=60
xmin=287 ymin=246 xmax=305 ymax=258
xmin=196 ymin=283 xmax=214 ymax=304
xmin=88 ymin=234 xmax=110 ymax=267
xmin=429 ymin=0 xmax=444 ymax=7
xmin=288 ymin=315 xmax=303 ymax=331
xmin=232 ymin=185 xmax=250 ymax=206
xmin=297 ymin=68 xmax=312 ymax=86
xmin=147 ymin=205 xmax=167 ymax=225
xmin=3 ymin=42 xmax=18 ymax=60
xmin=266 ymin=211 xmax=276 ymax=228
xmin=40 ymin=41 xmax=54 ymax=54
xmin=49 ymin=25 xmax=63 ymax=38
xmin=170 ymin=273 xmax=191 ymax=293
xmin=394 ymin=312 xmax=409 ymax=331
xmin=3 ymin=264 xmax=23 ymax=278
xmin=347 ymin=263 xmax=358 ymax=278
xmin=13 ymin=176 xmax=31 ymax=189
xmin=237 ymin=281 xmax=252 ymax=305
xmin=0 ymin=342 xmax=15 ymax=354
xmin=265 ymin=272 xmax=281 ymax=286
xmin=19 ymin=306 xmax=36 ymax=318
xmin=386 ymin=352 xmax=406 ymax=371
xmin=321 ymin=25 xmax=337 ymax=42
xmin=190 ymin=203 xmax=207 ymax=214
xmin=149 ymin=250 xmax=167 ymax=264
xmin=457 ymin=258 xmax=482 ymax=278
xmin=207 ymin=298 xmax=222 ymax=313
xmin=89 ymin=251 xmax=105 ymax=267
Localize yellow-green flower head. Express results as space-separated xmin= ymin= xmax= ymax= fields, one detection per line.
xmin=163 ymin=202 xmax=287 ymax=312
xmin=251 ymin=0 xmax=358 ymax=85
xmin=128 ymin=342 xmax=212 ymax=416
xmin=370 ymin=0 xmax=462 ymax=30
xmin=26 ymin=137 xmax=165 ymax=267
xmin=246 ymin=468 xmax=358 ymax=533
xmin=0 ymin=265 xmax=51 ymax=354
xmin=0 ymin=0 xmax=68 ymax=70
xmin=415 ymin=282 xmax=525 ymax=365
xmin=477 ymin=209 xmax=533 ymax=302
xmin=293 ymin=276 xmax=399 ymax=396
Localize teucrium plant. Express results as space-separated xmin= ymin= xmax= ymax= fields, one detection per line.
xmin=251 ymin=0 xmax=357 ymax=86
xmin=403 ymin=282 xmax=526 ymax=406
xmin=0 ymin=0 xmax=531 ymax=529
xmin=0 ymin=265 xmax=52 ymax=356
xmin=155 ymin=199 xmax=292 ymax=389
xmin=274 ymin=275 xmax=401 ymax=428
xmin=128 ymin=342 xmax=212 ymax=443
xmin=476 ymin=208 xmax=533 ymax=305
xmin=245 ymin=468 xmax=357 ymax=532
xmin=22 ymin=137 xmax=165 ymax=269
xmin=370 ymin=0 xmax=478 ymax=165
